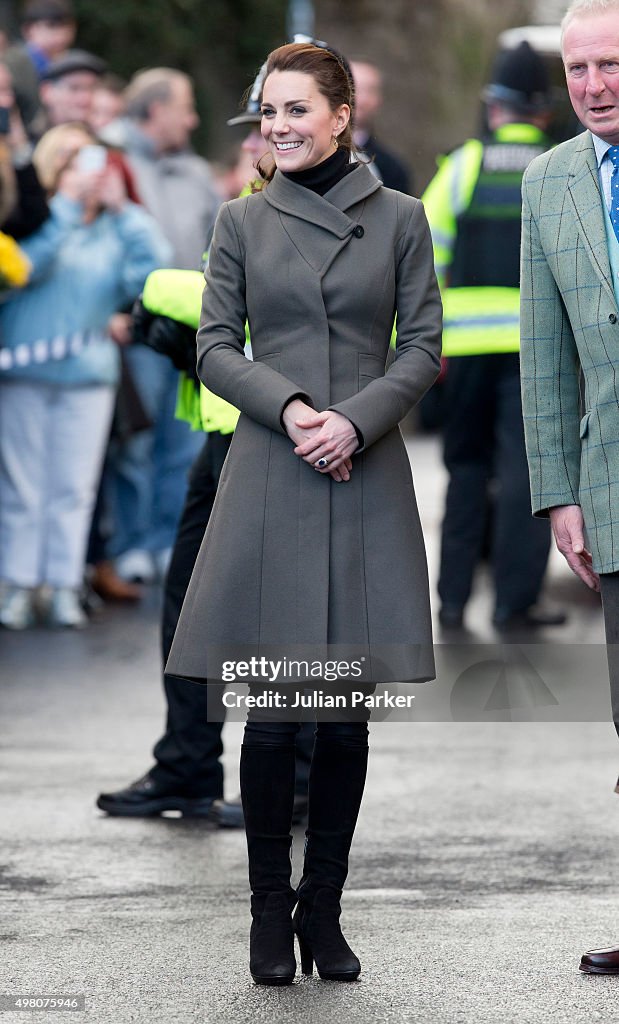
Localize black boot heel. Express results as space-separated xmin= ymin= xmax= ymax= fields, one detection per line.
xmin=296 ymin=931 xmax=314 ymax=975
xmin=249 ymin=892 xmax=296 ymax=985
xmin=293 ymin=890 xmax=360 ymax=982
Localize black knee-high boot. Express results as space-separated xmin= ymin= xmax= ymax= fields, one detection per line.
xmin=294 ymin=733 xmax=368 ymax=982
xmin=240 ymin=742 xmax=297 ymax=985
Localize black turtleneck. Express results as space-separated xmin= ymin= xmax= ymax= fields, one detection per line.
xmin=282 ymin=147 xmax=359 ymax=196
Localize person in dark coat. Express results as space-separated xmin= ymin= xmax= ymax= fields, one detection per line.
xmin=166 ymin=42 xmax=442 ymax=986
xmin=351 ymin=58 xmax=413 ymax=193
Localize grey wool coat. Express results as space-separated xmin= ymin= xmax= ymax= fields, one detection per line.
xmin=520 ymin=132 xmax=619 ymax=573
xmin=166 ymin=164 xmax=442 ymax=684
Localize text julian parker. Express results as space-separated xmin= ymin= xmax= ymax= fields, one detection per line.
xmin=222 ymin=689 xmax=416 ymax=709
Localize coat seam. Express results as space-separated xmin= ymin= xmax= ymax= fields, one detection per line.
xmin=257 ymin=430 xmax=273 ymax=644
xmin=360 ymin=451 xmax=371 ymax=654
xmin=227 ymin=200 xmax=247 ymax=263
xmin=395 ymin=201 xmax=418 ymax=264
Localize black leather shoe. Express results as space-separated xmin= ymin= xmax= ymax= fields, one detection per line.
xmin=293 ymin=888 xmax=360 ymax=982
xmin=493 ymin=603 xmax=567 ymax=630
xmin=96 ymin=772 xmax=216 ymax=818
xmin=210 ymin=792 xmax=309 ymax=828
xmin=580 ymin=945 xmax=619 ymax=974
xmin=438 ymin=604 xmax=464 ymax=629
xmin=209 ymin=796 xmax=244 ymax=828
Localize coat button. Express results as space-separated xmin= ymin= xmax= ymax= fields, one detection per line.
xmin=353 ymin=225 xmax=364 ymax=238
xmin=610 ymin=313 xmax=618 ymax=324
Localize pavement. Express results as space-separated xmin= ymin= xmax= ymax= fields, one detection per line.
xmin=1 ymin=433 xmax=619 ymax=1024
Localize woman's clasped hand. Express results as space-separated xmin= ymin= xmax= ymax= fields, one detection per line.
xmin=282 ymin=397 xmax=358 ymax=482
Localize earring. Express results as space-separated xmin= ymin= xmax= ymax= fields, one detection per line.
xmin=332 ymin=135 xmax=339 ymax=149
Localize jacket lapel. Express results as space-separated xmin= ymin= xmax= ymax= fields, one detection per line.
xmin=263 ymin=165 xmax=381 ymax=275
xmin=567 ymin=132 xmax=616 ymax=305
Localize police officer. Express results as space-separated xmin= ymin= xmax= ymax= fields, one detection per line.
xmin=423 ymin=41 xmax=566 ymax=631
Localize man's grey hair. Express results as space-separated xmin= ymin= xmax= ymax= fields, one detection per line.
xmin=561 ymin=0 xmax=619 ymax=50
xmin=125 ymin=68 xmax=190 ymax=122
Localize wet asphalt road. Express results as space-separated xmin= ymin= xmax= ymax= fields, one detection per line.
xmin=1 ymin=434 xmax=619 ymax=1024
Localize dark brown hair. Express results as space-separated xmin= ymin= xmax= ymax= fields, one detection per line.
xmin=257 ymin=42 xmax=355 ymax=183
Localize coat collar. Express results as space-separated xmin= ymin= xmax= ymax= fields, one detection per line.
xmin=567 ymin=130 xmax=615 ymax=305
xmin=263 ymin=163 xmax=382 ymax=237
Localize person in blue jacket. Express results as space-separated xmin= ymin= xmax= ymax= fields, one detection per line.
xmin=0 ymin=121 xmax=170 ymax=629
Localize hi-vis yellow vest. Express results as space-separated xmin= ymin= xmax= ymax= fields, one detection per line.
xmin=142 ymin=183 xmax=261 ymax=435
xmin=142 ymin=267 xmax=245 ymax=435
xmin=422 ymin=123 xmax=549 ymax=356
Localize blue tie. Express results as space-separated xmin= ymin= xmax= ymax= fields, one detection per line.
xmin=608 ymin=145 xmax=619 ymax=243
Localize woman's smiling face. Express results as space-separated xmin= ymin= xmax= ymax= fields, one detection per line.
xmin=260 ymin=69 xmax=349 ymax=172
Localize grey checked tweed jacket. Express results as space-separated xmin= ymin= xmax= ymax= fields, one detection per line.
xmin=521 ymin=130 xmax=619 ymax=573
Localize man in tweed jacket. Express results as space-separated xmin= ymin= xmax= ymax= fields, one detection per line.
xmin=521 ymin=0 xmax=619 ymax=975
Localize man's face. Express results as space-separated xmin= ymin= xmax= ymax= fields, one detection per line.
xmin=563 ymin=10 xmax=619 ymax=144
xmin=149 ymin=77 xmax=199 ymax=153
xmin=41 ymin=70 xmax=98 ymax=126
xmin=350 ymin=61 xmax=382 ymax=133
xmin=241 ymin=126 xmax=266 ymax=166
xmin=90 ymin=87 xmax=124 ymax=133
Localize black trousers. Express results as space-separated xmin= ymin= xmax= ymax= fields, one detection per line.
xmin=599 ymin=573 xmax=619 ymax=740
xmin=150 ymin=433 xmax=315 ymax=796
xmin=438 ymin=353 xmax=551 ymax=614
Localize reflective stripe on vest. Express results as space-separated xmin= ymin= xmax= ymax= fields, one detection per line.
xmin=441 ymin=286 xmax=520 ymax=355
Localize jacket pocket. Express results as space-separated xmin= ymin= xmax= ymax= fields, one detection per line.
xmin=579 ymin=411 xmax=591 ymax=439
xmin=358 ymin=352 xmax=386 ymax=388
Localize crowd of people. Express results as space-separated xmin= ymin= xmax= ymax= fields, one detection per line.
xmin=0 ymin=0 xmax=415 ymax=631
xmin=0 ymin=0 xmax=219 ymax=627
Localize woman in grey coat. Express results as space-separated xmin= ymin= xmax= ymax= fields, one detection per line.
xmin=166 ymin=42 xmax=442 ymax=985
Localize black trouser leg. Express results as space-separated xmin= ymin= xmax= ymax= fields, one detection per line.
xmin=151 ymin=434 xmax=230 ymax=796
xmin=599 ymin=573 xmax=619 ymax=740
xmin=160 ymin=433 xmax=230 ymax=662
xmin=492 ymin=355 xmax=551 ymax=615
xmin=438 ymin=356 xmax=493 ymax=610
xmin=86 ymin=463 xmax=108 ymax=566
